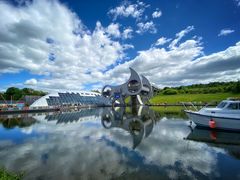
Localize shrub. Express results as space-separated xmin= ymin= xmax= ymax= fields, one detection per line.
xmin=163 ymin=89 xmax=178 ymax=95
xmin=231 ymin=81 xmax=240 ymax=94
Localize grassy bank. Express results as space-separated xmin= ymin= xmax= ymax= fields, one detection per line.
xmin=150 ymin=93 xmax=240 ymax=104
xmin=150 ymin=106 xmax=187 ymax=118
xmin=0 ymin=168 xmax=23 ymax=180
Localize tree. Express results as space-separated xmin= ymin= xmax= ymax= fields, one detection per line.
xmin=3 ymin=87 xmax=47 ymax=100
xmin=22 ymin=88 xmax=34 ymax=95
xmin=232 ymin=81 xmax=240 ymax=94
xmin=5 ymin=87 xmax=22 ymax=100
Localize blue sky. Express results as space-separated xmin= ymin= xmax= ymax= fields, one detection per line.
xmin=0 ymin=0 xmax=240 ymax=92
xmin=66 ymin=0 xmax=240 ymax=53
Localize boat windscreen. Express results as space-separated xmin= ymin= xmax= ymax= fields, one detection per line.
xmin=217 ymin=102 xmax=227 ymax=108
xmin=226 ymin=103 xmax=239 ymax=110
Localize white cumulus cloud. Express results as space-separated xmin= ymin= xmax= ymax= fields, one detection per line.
xmin=0 ymin=0 xmax=131 ymax=91
xmin=122 ymin=27 xmax=133 ymax=39
xmin=152 ymin=10 xmax=162 ymax=18
xmin=103 ymin=29 xmax=240 ymax=88
xmin=136 ymin=21 xmax=157 ymax=34
xmin=0 ymin=1 xmax=240 ymax=92
xmin=235 ymin=0 xmax=240 ymax=6
xmin=108 ymin=1 xmax=149 ymax=21
xmin=155 ymin=37 xmax=171 ymax=46
xmin=218 ymin=28 xmax=235 ymax=36
xmin=169 ymin=26 xmax=195 ymax=49
xmin=106 ymin=23 xmax=121 ymax=38
xmin=24 ymin=78 xmax=38 ymax=85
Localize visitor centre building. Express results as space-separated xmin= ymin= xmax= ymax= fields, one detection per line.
xmin=30 ymin=91 xmax=111 ymax=108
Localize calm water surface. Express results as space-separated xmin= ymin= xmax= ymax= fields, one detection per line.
xmin=0 ymin=107 xmax=240 ymax=180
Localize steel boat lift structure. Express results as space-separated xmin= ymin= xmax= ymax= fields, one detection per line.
xmin=102 ymin=68 xmax=153 ymax=106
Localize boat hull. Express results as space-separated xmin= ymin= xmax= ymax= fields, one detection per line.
xmin=186 ymin=127 xmax=240 ymax=145
xmin=185 ymin=110 xmax=240 ymax=131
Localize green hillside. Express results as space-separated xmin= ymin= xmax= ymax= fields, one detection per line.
xmin=150 ymin=81 xmax=240 ymax=104
xmin=150 ymin=93 xmax=240 ymax=104
xmin=156 ymin=81 xmax=240 ymax=95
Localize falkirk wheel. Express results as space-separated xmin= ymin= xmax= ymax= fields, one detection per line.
xmin=102 ymin=68 xmax=153 ymax=106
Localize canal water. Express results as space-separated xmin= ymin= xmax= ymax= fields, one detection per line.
xmin=0 ymin=107 xmax=240 ymax=180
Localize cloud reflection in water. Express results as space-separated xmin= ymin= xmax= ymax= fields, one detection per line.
xmin=0 ymin=107 xmax=239 ymax=180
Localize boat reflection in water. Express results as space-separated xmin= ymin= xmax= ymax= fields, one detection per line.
xmin=101 ymin=106 xmax=157 ymax=149
xmin=185 ymin=127 xmax=240 ymax=160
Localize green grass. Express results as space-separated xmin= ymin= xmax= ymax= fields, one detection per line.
xmin=0 ymin=168 xmax=24 ymax=180
xmin=150 ymin=93 xmax=240 ymax=104
xmin=150 ymin=106 xmax=184 ymax=112
xmin=150 ymin=106 xmax=188 ymax=119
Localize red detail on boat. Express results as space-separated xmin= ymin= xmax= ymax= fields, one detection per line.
xmin=209 ymin=119 xmax=216 ymax=129
xmin=210 ymin=131 xmax=217 ymax=140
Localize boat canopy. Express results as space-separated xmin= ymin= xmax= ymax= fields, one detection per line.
xmin=217 ymin=100 xmax=240 ymax=110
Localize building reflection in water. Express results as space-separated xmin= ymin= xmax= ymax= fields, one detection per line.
xmin=44 ymin=108 xmax=103 ymax=123
xmin=101 ymin=106 xmax=157 ymax=149
xmin=37 ymin=106 xmax=158 ymax=149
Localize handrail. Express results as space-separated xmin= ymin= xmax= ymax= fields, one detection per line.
xmin=180 ymin=102 xmax=198 ymax=111
xmin=203 ymin=101 xmax=218 ymax=108
xmin=190 ymin=102 xmax=198 ymax=111
xmin=181 ymin=102 xmax=188 ymax=110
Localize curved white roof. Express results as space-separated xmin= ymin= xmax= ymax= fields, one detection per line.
xmin=30 ymin=92 xmax=59 ymax=108
xmin=30 ymin=91 xmax=101 ymax=108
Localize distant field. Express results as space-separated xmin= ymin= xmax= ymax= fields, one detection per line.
xmin=150 ymin=93 xmax=240 ymax=104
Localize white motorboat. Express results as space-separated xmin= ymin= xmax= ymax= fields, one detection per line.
xmin=185 ymin=98 xmax=240 ymax=131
